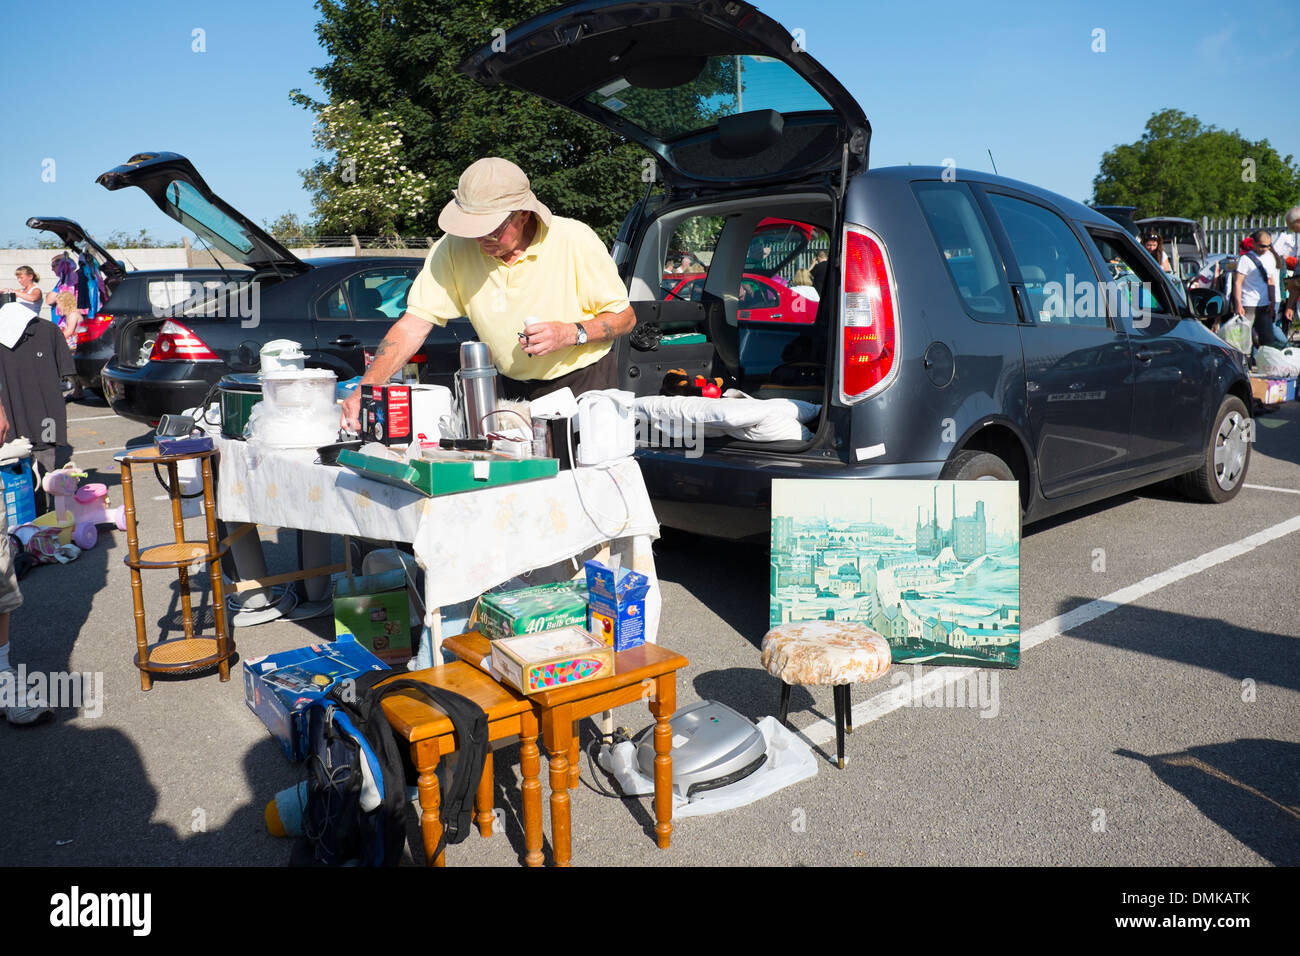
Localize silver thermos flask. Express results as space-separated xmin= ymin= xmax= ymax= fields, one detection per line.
xmin=458 ymin=341 xmax=500 ymax=439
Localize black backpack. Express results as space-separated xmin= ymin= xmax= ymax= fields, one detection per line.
xmin=290 ymin=670 xmax=489 ymax=867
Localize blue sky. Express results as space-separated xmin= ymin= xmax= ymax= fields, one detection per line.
xmin=1 ymin=0 xmax=1296 ymax=246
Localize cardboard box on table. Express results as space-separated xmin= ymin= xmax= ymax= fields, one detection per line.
xmin=242 ymin=635 xmax=389 ymax=761
xmin=585 ymin=559 xmax=650 ymax=651
xmin=477 ymin=580 xmax=589 ymax=641
xmin=333 ymin=568 xmax=413 ymax=664
xmin=488 ymin=626 xmax=614 ymax=695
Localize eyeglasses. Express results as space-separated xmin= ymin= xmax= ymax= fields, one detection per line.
xmin=479 ymin=212 xmax=518 ymax=243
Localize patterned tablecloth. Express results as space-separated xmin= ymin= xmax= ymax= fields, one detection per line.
xmin=214 ymin=438 xmax=661 ymax=658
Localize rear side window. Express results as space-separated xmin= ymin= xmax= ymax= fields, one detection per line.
xmin=317 ymin=268 xmax=417 ymax=321
xmin=987 ymin=194 xmax=1109 ymax=329
xmin=912 ymin=183 xmax=1014 ymax=323
xmin=347 ymin=268 xmax=416 ymax=320
xmin=147 ymin=278 xmax=208 ymax=311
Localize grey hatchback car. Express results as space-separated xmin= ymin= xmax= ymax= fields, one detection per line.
xmin=464 ymin=0 xmax=1249 ymax=539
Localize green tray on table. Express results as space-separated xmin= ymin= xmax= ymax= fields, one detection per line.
xmin=337 ymin=449 xmax=559 ymax=496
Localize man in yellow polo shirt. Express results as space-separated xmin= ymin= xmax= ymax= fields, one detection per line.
xmin=339 ymin=157 xmax=634 ymax=444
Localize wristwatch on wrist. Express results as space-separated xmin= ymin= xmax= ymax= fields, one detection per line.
xmin=574 ymin=323 xmax=588 ymax=346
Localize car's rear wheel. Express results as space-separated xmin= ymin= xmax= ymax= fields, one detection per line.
xmin=940 ymin=450 xmax=1015 ymax=482
xmin=1175 ymin=395 xmax=1251 ymax=503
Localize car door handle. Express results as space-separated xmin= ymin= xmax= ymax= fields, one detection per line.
xmin=769 ymin=313 xmax=782 ymax=320
xmin=1135 ymin=348 xmax=1155 ymax=362
xmin=330 ymin=335 xmax=360 ymax=347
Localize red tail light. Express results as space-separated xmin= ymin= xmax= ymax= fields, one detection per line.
xmin=148 ymin=320 xmax=219 ymax=362
xmin=75 ymin=313 xmax=114 ymax=346
xmin=841 ymin=225 xmax=898 ymax=399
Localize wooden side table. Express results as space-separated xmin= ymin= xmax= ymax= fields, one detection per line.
xmin=378 ymin=663 xmax=544 ymax=867
xmin=442 ymin=631 xmax=689 ymax=867
xmin=118 ymin=445 xmax=235 ymax=690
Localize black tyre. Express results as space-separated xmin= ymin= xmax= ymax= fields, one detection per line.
xmin=1175 ymin=395 xmax=1251 ymax=503
xmin=939 ymin=450 xmax=1015 ymax=482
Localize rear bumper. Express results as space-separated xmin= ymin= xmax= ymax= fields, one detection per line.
xmin=637 ymin=447 xmax=943 ymax=539
xmin=101 ymin=361 xmax=224 ymax=424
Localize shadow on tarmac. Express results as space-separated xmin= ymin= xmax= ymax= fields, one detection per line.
xmin=1116 ymin=739 xmax=1299 ymax=866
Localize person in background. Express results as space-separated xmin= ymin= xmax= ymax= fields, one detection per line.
xmin=45 ymin=254 xmax=79 ymax=333
xmin=1234 ymin=229 xmax=1281 ymax=349
xmin=1 ymin=267 xmax=42 ymax=316
xmin=790 ymin=267 xmax=820 ymax=301
xmin=809 ymin=250 xmax=829 ymax=292
xmin=54 ymin=291 xmax=86 ymax=401
xmin=0 ymin=403 xmax=51 ymax=725
xmin=1141 ymin=232 xmax=1172 ymax=272
xmin=1272 ymin=205 xmax=1300 ymax=335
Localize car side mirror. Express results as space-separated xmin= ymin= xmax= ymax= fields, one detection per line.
xmin=1187 ymin=288 xmax=1227 ymax=321
xmin=234 ymin=341 xmax=260 ymax=370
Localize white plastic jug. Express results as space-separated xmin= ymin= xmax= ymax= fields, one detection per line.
xmin=409 ymin=385 xmax=453 ymax=442
xmin=575 ymin=389 xmax=636 ymax=465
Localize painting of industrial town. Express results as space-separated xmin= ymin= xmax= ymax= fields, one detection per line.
xmin=770 ymin=479 xmax=1021 ymax=668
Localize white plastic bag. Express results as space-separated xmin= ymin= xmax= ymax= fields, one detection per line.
xmin=1255 ymin=346 xmax=1298 ymax=377
xmin=1218 ymin=315 xmax=1251 ymax=356
xmin=1274 ymin=347 xmax=1300 ymax=376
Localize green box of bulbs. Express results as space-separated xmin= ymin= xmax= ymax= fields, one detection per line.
xmin=477 ymin=580 xmax=589 ymax=641
xmin=333 ymin=568 xmax=412 ymax=664
xmin=337 ymin=449 xmax=557 ymax=497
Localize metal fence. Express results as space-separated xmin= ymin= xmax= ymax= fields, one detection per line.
xmin=762 ymin=237 xmax=831 ymax=282
xmin=1201 ymin=216 xmax=1289 ymax=255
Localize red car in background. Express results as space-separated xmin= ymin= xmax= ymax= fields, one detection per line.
xmin=660 ymin=272 xmax=818 ymax=323
xmin=661 ymin=271 xmax=820 ymax=376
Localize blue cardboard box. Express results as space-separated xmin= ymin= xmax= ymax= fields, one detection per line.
xmin=0 ymin=458 xmax=36 ymax=529
xmin=584 ymin=560 xmax=651 ymax=651
xmin=242 ymin=636 xmax=389 ymax=761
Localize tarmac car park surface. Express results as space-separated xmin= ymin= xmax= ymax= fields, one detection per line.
xmin=2 ymin=397 xmax=1296 ymax=867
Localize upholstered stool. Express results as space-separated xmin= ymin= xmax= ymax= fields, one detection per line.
xmin=761 ymin=621 xmax=892 ymax=769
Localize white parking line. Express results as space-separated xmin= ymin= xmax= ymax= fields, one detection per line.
xmin=67 ymin=414 xmax=121 ymax=423
xmin=795 ymin=512 xmax=1300 ymax=749
xmin=69 ymin=445 xmax=128 ymax=456
xmin=1244 ymin=483 xmax=1300 ymax=495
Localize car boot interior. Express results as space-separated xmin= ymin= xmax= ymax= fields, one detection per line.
xmin=619 ymin=191 xmax=835 ymax=444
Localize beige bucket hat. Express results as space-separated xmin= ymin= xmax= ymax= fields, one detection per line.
xmin=437 ymin=157 xmax=553 ymax=238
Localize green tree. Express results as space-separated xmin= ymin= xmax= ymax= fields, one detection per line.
xmin=1092 ymin=109 xmax=1300 ymax=218
xmin=103 ymin=229 xmax=183 ymax=249
xmin=292 ymin=0 xmax=656 ymax=243
xmin=263 ymin=210 xmax=320 ymax=245
xmin=299 ymin=100 xmax=433 ymax=235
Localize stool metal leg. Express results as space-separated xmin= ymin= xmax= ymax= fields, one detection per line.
xmin=778 ymin=682 xmax=792 ymax=728
xmin=833 ymin=685 xmax=847 ymax=769
xmin=844 ymin=685 xmax=853 ymax=735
